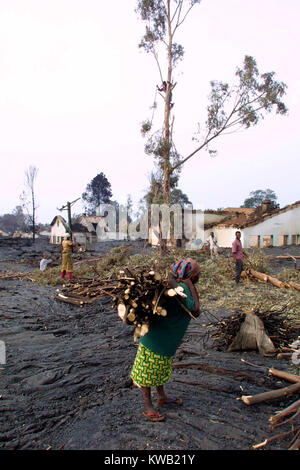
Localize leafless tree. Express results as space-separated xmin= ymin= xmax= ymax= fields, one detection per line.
xmin=24 ymin=165 xmax=38 ymax=242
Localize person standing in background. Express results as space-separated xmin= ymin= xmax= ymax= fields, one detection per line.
xmin=232 ymin=231 xmax=247 ymax=283
xmin=206 ymin=232 xmax=218 ymax=259
xmin=61 ymin=234 xmax=77 ymax=281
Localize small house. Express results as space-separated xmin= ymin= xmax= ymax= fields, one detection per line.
xmin=50 ymin=215 xmax=96 ymax=247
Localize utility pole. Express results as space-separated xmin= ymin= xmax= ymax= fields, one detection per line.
xmin=57 ymin=198 xmax=81 ymax=240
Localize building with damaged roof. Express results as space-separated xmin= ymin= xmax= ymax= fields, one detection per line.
xmin=208 ymin=200 xmax=300 ymax=248
xmin=148 ymin=200 xmax=300 ymax=249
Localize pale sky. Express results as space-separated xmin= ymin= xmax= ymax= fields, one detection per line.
xmin=0 ymin=0 xmax=299 ymax=223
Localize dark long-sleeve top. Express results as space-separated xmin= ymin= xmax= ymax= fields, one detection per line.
xmin=140 ymin=282 xmax=195 ymax=357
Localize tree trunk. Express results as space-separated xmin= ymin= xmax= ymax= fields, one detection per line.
xmin=162 ymin=0 xmax=173 ymax=205
xmin=32 ymin=189 xmax=35 ymax=243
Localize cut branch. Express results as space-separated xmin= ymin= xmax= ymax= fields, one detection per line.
xmin=241 ymin=381 xmax=300 ymax=406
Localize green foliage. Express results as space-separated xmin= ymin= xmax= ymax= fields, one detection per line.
xmin=137 ymin=0 xmax=201 ymax=67
xmin=143 ymin=168 xmax=190 ymax=207
xmin=202 ymin=56 xmax=288 ymax=157
xmin=82 ymin=172 xmax=113 ymax=216
xmin=244 ymin=249 xmax=270 ymax=273
xmin=136 ymin=1 xmax=202 ymax=203
xmin=242 ymin=189 xmax=278 ymax=208
xmin=278 ymin=268 xmax=300 ymax=283
xmin=137 ymin=0 xmax=166 ymax=51
xmin=140 ymin=119 xmax=152 ymax=136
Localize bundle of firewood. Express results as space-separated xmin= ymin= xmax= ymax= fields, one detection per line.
xmin=54 ymin=267 xmax=192 ymax=340
xmin=209 ymin=308 xmax=300 ymax=353
xmin=113 ymin=267 xmax=191 ymax=341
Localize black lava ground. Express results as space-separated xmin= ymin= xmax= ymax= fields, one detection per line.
xmin=0 ymin=240 xmax=299 ymax=450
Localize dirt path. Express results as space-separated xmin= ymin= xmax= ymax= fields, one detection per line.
xmin=0 ymin=273 xmax=297 ymax=450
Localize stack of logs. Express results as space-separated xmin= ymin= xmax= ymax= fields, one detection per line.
xmin=113 ymin=267 xmax=192 ymax=341
xmin=55 ymin=267 xmax=192 ymax=340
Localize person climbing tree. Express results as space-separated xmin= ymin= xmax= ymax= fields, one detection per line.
xmin=157 ymin=81 xmax=167 ymax=92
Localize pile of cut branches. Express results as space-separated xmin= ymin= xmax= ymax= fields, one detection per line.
xmin=208 ymin=308 xmax=300 ymax=353
xmin=239 ymin=365 xmax=300 ymax=450
xmin=54 ymin=277 xmax=120 ymax=306
xmin=54 ymin=266 xmax=194 ymax=341
xmin=0 ymin=271 xmax=35 ymax=282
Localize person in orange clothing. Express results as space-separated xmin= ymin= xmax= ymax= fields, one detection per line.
xmin=61 ymin=234 xmax=77 ymax=281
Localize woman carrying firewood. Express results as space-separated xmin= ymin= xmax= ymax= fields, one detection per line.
xmin=130 ymin=258 xmax=200 ymax=422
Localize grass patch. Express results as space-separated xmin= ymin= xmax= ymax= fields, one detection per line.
xmin=32 ymin=245 xmax=300 ymax=324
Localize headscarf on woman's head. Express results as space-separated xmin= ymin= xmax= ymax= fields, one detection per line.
xmin=170 ymin=258 xmax=200 ymax=280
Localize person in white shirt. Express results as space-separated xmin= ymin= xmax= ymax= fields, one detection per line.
xmin=40 ymin=254 xmax=53 ymax=272
xmin=206 ymin=232 xmax=218 ymax=259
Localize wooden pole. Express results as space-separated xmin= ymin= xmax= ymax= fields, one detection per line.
xmin=67 ymin=201 xmax=72 ymax=240
xmin=241 ymin=381 xmax=300 ymax=405
xmin=268 ymin=367 xmax=300 ymax=384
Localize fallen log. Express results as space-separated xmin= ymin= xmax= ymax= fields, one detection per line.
xmin=249 ymin=269 xmax=268 ymax=282
xmin=241 ymin=381 xmax=300 ymax=405
xmin=276 ymin=255 xmax=300 ymax=260
xmin=54 ymin=294 xmax=84 ymax=307
xmin=277 ymin=352 xmax=293 ymax=360
xmin=266 ymin=275 xmax=286 ymax=289
xmin=268 ymin=367 xmax=300 ymax=384
xmin=287 ymin=281 xmax=300 ymax=292
xmin=287 ymin=254 xmax=298 ymax=270
xmin=247 ymin=269 xmax=287 ymax=288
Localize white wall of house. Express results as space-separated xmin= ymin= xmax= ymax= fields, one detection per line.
xmin=208 ymin=206 xmax=300 ymax=248
xmin=204 ymin=227 xmax=243 ymax=248
xmin=50 ymin=218 xmax=68 ymax=244
xmin=243 ymin=206 xmax=300 ymax=248
xmin=149 ymin=211 xmax=239 ymax=247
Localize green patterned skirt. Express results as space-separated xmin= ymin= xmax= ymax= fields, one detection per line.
xmin=130 ymin=343 xmax=173 ymax=388
xmin=61 ymin=252 xmax=73 ymax=272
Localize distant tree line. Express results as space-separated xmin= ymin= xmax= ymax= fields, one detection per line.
xmin=241 ymin=189 xmax=279 ymax=209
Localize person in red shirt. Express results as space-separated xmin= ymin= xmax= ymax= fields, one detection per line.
xmin=232 ymin=231 xmax=247 ymax=283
